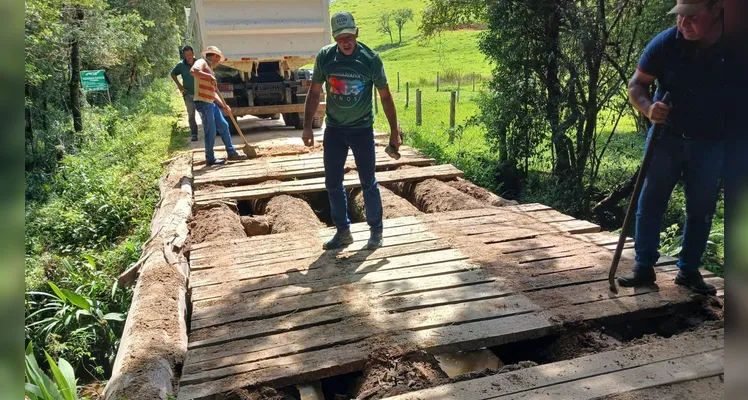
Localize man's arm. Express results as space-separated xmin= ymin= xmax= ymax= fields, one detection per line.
xmin=628 ymin=69 xmax=670 ymax=124
xmin=301 ymin=82 xmax=323 ymax=146
xmin=378 ymin=87 xmax=401 ymax=149
xmin=170 ymin=73 xmax=185 ymax=94
xmin=190 ymin=59 xmax=217 ymax=84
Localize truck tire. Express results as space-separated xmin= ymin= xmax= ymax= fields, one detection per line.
xmin=270 ymin=113 xmax=281 ymax=120
xmin=282 ymin=113 xmax=295 ymax=127
xmin=291 ymin=113 xmax=303 ymax=129
xmin=312 ymin=116 xmax=323 ymax=129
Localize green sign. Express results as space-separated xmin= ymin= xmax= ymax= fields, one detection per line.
xmin=80 ymin=70 xmax=109 ymax=91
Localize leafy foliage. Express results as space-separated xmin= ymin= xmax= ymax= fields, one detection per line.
xmin=26 ymin=342 xmax=80 ymax=400
xmin=377 ymin=12 xmax=394 ymax=43
xmin=392 ymin=8 xmax=414 ymax=43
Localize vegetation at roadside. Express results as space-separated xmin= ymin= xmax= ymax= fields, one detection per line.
xmin=25 ymin=0 xmax=189 ymax=393
xmin=338 ymin=0 xmax=724 ymax=273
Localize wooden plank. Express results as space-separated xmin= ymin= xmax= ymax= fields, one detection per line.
xmin=382 ymin=329 xmax=723 ymax=400
xmin=194 ymin=164 xmax=464 ymax=203
xmin=194 ymin=154 xmax=435 ymax=186
xmin=499 ymin=350 xmax=723 ymax=400
xmin=228 ymin=102 xmax=326 ymax=117
xmin=190 ymin=248 xmax=468 ymax=288
xmin=192 ymin=261 xmax=485 ymax=323
xmin=177 ymin=312 xmax=553 ymax=399
xmin=182 ymin=295 xmax=539 ymax=377
xmin=189 ymin=280 xmax=509 ymax=349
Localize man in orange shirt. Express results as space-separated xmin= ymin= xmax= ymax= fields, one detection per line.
xmin=190 ymin=46 xmax=248 ymax=165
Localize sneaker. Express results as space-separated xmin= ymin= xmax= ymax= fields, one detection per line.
xmin=206 ymin=158 xmax=226 ymax=166
xmin=617 ymin=267 xmax=656 ymax=288
xmin=366 ymin=231 xmax=383 ymax=249
xmin=323 ymin=229 xmax=354 ymax=250
xmin=674 ymin=271 xmax=717 ymax=296
xmin=191 ymin=135 xmax=198 ymax=142
xmin=227 ymin=152 xmax=248 ymax=161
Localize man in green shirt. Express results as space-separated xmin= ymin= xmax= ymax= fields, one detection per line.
xmin=170 ymin=45 xmax=198 ymax=141
xmin=303 ymin=11 xmax=401 ymax=250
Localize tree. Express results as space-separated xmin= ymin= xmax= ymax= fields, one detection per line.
xmin=377 ymin=12 xmax=394 ymax=43
xmin=421 ymin=0 xmax=672 ymax=213
xmin=392 ymin=8 xmax=414 ymax=44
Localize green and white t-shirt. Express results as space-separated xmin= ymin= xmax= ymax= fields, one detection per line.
xmin=311 ymin=42 xmax=389 ymax=128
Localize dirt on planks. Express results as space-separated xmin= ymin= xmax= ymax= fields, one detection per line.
xmin=451 ymin=361 xmax=538 ymax=383
xmin=186 ymin=202 xmax=246 ymax=247
xmin=257 ymin=143 xmax=323 ymax=157
xmin=351 ymin=350 xmax=449 ymax=399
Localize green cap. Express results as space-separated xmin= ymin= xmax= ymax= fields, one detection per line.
xmin=331 ymin=11 xmax=357 ymax=38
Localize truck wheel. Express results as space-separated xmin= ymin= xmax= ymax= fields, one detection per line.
xmin=270 ymin=114 xmax=281 ymax=120
xmin=291 ymin=113 xmax=303 ymax=129
xmin=282 ymin=113 xmax=295 ymax=127
xmin=312 ymin=116 xmax=323 ymax=129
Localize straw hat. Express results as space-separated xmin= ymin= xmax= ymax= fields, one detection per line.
xmin=202 ymin=46 xmax=227 ymax=62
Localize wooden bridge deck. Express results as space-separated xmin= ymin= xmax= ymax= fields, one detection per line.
xmin=179 ymin=147 xmax=723 ymax=399
xmin=178 ymin=204 xmax=722 ymax=399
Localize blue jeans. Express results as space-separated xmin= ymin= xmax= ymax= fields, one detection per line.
xmin=194 ymin=101 xmax=237 ymax=163
xmin=183 ymin=94 xmax=198 ymax=138
xmin=634 ymin=132 xmax=724 ymax=275
xmin=324 ymin=126 xmax=383 ymax=233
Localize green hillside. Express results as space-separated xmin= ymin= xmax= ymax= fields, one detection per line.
xmin=329 ymin=0 xmax=492 ymax=85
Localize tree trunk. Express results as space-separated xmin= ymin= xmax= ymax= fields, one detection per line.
xmin=70 ymin=7 xmax=84 ymax=132
xmin=398 ymin=27 xmax=403 ymax=44
xmin=25 ymin=83 xmax=34 ymax=161
xmin=389 ymin=32 xmax=393 ymax=43
xmin=545 ymin=1 xmax=572 ymax=179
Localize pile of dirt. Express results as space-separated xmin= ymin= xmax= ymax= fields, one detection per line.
xmin=541 ymin=330 xmax=622 ymax=361
xmin=186 ymin=202 xmax=246 ymax=247
xmin=348 ymin=185 xmax=422 ymax=222
xmin=351 ymin=351 xmax=449 ymax=399
xmin=240 ymin=215 xmax=272 ymax=236
xmin=254 ymin=194 xmax=325 ymax=233
xmin=445 ymin=179 xmax=518 ymax=207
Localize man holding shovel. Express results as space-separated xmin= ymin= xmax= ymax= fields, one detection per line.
xmin=617 ymin=0 xmax=726 ymax=295
xmin=302 ymin=11 xmax=402 ymax=250
xmin=190 ymin=46 xmax=248 ymax=166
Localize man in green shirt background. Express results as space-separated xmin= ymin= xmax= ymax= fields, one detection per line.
xmin=170 ymin=45 xmax=199 ymax=141
xmin=302 ymin=11 xmax=402 ymax=250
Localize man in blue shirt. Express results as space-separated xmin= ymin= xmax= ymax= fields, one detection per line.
xmin=617 ymin=0 xmax=725 ymax=295
xmin=170 ymin=45 xmax=199 ymax=141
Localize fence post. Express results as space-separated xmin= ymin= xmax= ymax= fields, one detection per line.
xmin=450 ymin=91 xmax=456 ymax=128
xmin=374 ymin=88 xmax=378 ymax=114
xmin=405 ymin=82 xmax=409 ymax=108
xmin=416 ymin=89 xmax=422 ymax=126
xmin=397 ymin=72 xmax=400 ymax=92
xmin=436 ymin=72 xmax=439 ymax=92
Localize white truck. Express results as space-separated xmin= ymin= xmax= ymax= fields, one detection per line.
xmin=186 ymin=0 xmax=330 ymax=131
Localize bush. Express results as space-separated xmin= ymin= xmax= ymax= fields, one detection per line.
xmin=25 ymin=79 xmax=188 ymax=378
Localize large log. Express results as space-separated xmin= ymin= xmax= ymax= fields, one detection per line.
xmin=106 ymin=154 xmax=193 ymax=399
xmin=348 ymin=185 xmax=422 ymax=223
xmin=253 ymin=194 xmax=325 ymax=234
xmin=385 ymin=177 xmax=487 ymax=213
xmin=446 ymin=178 xmax=518 ymax=207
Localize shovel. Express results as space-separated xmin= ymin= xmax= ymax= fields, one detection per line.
xmin=215 ymin=85 xmax=258 ymax=158
xmin=608 ymin=92 xmax=670 ymax=293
